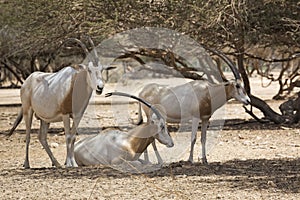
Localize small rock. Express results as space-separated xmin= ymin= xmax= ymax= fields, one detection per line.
xmin=256 ymin=136 xmax=262 ymax=140
xmin=267 ymin=180 xmax=277 ymax=187
xmin=182 ymin=164 xmax=193 ymax=169
xmin=288 ymin=143 xmax=299 ymax=147
xmin=280 ymin=126 xmax=291 ymax=130
xmin=275 ymin=154 xmax=295 ymax=159
xmin=238 ymin=134 xmax=244 ymax=139
xmin=50 ymin=142 xmax=59 ymax=148
xmin=242 ymin=140 xmax=251 ymax=146
xmin=176 ymin=174 xmax=187 ymax=178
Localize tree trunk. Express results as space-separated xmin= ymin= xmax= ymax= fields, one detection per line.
xmin=237 ymin=53 xmax=251 ymax=94
xmin=249 ymin=94 xmax=286 ymax=124
xmin=236 ymin=50 xmax=286 ymax=124
xmin=1 ymin=61 xmax=24 ymax=85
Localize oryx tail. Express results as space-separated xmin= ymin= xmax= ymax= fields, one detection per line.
xmin=8 ymin=108 xmax=23 ymax=136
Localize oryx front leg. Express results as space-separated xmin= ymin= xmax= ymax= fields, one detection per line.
xmin=200 ymin=119 xmax=209 ymax=165
xmin=142 ymin=140 xmax=163 ymax=165
xmin=152 ymin=140 xmax=163 ymax=165
xmin=143 ymin=148 xmax=150 ymax=164
xmin=23 ymin=108 xmax=33 ymax=169
xmin=38 ymin=120 xmax=61 ymax=167
xmin=63 ymin=115 xmax=78 ymax=167
xmin=188 ymin=117 xmax=200 ymax=163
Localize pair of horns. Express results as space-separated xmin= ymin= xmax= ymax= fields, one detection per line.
xmin=105 ymin=92 xmax=163 ymax=120
xmin=60 ymin=37 xmax=99 ymax=65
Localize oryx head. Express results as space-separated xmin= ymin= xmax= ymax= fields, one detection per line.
xmin=228 ymin=79 xmax=251 ymax=105
xmin=148 ymin=110 xmax=174 ymax=148
xmin=65 ymin=37 xmax=115 ymax=95
xmin=105 ymin=92 xmax=174 ymax=148
xmin=84 ymin=60 xmax=106 ymax=95
xmin=207 ymin=48 xmax=251 ymax=105
xmin=84 ymin=37 xmax=115 ymax=94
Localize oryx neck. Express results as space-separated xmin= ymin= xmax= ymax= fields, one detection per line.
xmin=224 ymin=82 xmax=235 ymax=100
xmin=130 ymin=136 xmax=155 ymax=154
xmin=128 ymin=124 xmax=157 ymax=154
xmin=206 ymin=82 xmax=231 ymax=113
xmin=208 ymin=83 xmax=231 ymax=101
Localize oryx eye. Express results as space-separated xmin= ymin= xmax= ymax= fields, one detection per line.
xmin=236 ymin=84 xmax=240 ymax=89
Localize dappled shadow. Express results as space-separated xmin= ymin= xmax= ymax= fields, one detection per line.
xmin=0 ymin=128 xmax=64 ymax=136
xmin=166 ymin=118 xmax=300 ymax=132
xmin=0 ymin=126 xmax=133 ymax=136
xmin=222 ymin=118 xmax=300 ymax=130
xmin=2 ymin=158 xmax=299 ymax=193
xmin=154 ymin=158 xmax=300 ymax=193
xmin=2 ymin=118 xmax=298 ymax=137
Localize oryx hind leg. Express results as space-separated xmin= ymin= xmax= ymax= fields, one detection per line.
xmin=188 ymin=117 xmax=200 ymax=163
xmin=200 ymin=119 xmax=209 ymax=165
xmin=23 ymin=108 xmax=33 ymax=169
xmin=38 ymin=120 xmax=61 ymax=167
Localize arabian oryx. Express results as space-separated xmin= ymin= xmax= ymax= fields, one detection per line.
xmin=136 ymin=50 xmax=251 ymax=164
xmin=74 ymin=92 xmax=174 ymax=166
xmin=8 ymin=37 xmax=114 ymax=168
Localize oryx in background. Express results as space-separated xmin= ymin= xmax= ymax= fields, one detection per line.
xmin=136 ymin=50 xmax=250 ymax=164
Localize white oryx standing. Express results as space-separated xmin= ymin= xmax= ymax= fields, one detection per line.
xmin=136 ymin=50 xmax=251 ymax=164
xmin=8 ymin=37 xmax=114 ymax=168
xmin=74 ymin=92 xmax=174 ymax=166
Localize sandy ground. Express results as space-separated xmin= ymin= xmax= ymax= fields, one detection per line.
xmin=0 ymin=78 xmax=299 ymax=199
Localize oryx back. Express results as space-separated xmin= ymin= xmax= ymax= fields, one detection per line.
xmin=23 ymin=67 xmax=78 ymax=122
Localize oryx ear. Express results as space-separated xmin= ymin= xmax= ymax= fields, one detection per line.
xmin=149 ymin=112 xmax=159 ymax=124
xmin=72 ymin=71 xmax=93 ymax=128
xmin=151 ymin=112 xmax=158 ymax=120
xmin=87 ymin=61 xmax=94 ymax=69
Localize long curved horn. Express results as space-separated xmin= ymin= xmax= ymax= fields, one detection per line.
xmin=105 ymin=92 xmax=163 ymax=119
xmin=84 ymin=36 xmax=99 ymax=65
xmin=203 ymin=47 xmax=241 ymax=80
xmin=59 ymin=38 xmax=89 ymax=57
xmin=87 ymin=36 xmax=98 ymax=57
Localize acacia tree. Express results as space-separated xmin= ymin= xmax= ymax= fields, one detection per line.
xmin=1 ymin=0 xmax=300 ymax=123
xmin=0 ymin=0 xmax=117 ymax=86
xmin=190 ymin=0 xmax=300 ymax=123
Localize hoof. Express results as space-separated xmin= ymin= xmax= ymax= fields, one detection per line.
xmin=23 ymin=165 xmax=30 ymax=169
xmin=138 ymin=159 xmax=152 ymax=165
xmin=52 ymin=162 xmax=62 ymax=168
xmin=23 ymin=161 xmax=30 ymax=169
xmin=187 ymin=158 xmax=194 ymax=164
xmin=202 ymin=158 xmax=208 ymax=165
xmin=65 ymin=161 xmax=78 ymax=168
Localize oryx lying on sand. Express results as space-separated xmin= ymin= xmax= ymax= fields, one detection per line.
xmin=8 ymin=37 xmax=114 ymax=168
xmin=74 ymin=92 xmax=174 ymax=166
xmin=136 ymin=50 xmax=250 ymax=164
